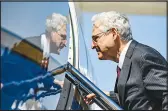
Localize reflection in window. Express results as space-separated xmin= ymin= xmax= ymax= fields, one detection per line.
xmin=1 ymin=2 xmax=69 ymax=110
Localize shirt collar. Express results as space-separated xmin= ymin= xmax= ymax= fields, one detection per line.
xmin=41 ymin=34 xmax=50 ymax=58
xmin=118 ymin=40 xmax=132 ymax=69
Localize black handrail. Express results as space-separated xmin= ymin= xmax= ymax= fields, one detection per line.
xmin=51 ymin=62 xmax=123 ymax=110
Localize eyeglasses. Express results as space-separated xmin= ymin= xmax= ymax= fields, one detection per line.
xmin=56 ymin=24 xmax=67 ymax=40
xmin=57 ymin=32 xmax=67 ymax=47
xmin=57 ymin=32 xmax=67 ymax=40
xmin=92 ymin=29 xmax=111 ymax=44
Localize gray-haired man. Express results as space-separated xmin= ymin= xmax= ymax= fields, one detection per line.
xmin=1 ymin=13 xmax=67 ymax=110
xmin=84 ymin=11 xmax=168 ymax=110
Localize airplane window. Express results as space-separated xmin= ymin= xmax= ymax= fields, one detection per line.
xmin=67 ymin=2 xmax=98 ymax=110
xmin=1 ymin=2 xmax=69 ymax=110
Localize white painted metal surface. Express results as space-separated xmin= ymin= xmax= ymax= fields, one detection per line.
xmin=69 ymin=2 xmax=80 ymax=69
xmin=76 ymin=2 xmax=166 ymax=16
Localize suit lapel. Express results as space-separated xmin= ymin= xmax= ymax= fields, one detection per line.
xmin=114 ymin=77 xmax=118 ymax=93
xmin=117 ymin=40 xmax=138 ymax=106
xmin=117 ymin=58 xmax=131 ymax=106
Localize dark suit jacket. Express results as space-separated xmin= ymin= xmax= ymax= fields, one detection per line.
xmin=1 ymin=36 xmax=57 ymax=109
xmin=110 ymin=40 xmax=168 ymax=110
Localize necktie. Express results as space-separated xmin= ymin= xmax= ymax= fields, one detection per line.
xmin=116 ymin=65 xmax=121 ymax=78
xmin=41 ymin=57 xmax=49 ymax=71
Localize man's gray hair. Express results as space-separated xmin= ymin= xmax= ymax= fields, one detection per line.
xmin=46 ymin=13 xmax=67 ymax=33
xmin=91 ymin=11 xmax=133 ymax=41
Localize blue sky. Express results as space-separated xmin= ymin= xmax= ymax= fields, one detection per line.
xmin=1 ymin=2 xmax=167 ymax=109
xmin=1 ymin=2 xmax=69 ymax=38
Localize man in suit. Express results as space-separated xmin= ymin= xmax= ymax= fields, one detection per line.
xmin=1 ymin=13 xmax=67 ymax=110
xmin=84 ymin=11 xmax=168 ymax=110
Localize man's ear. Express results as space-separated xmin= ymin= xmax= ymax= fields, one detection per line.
xmin=111 ymin=28 xmax=118 ymax=40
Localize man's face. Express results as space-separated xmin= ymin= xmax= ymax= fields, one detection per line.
xmin=91 ymin=24 xmax=119 ymax=62
xmin=50 ymin=25 xmax=67 ymax=55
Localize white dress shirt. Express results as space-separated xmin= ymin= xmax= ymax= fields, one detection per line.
xmin=41 ymin=34 xmax=50 ymax=58
xmin=118 ymin=40 xmax=132 ymax=69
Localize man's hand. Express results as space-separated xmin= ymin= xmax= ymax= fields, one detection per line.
xmin=84 ymin=93 xmax=96 ymax=105
xmin=54 ymin=79 xmax=64 ymax=88
xmin=84 ymin=91 xmax=110 ymax=105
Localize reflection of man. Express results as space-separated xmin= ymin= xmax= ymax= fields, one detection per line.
xmin=84 ymin=11 xmax=168 ymax=110
xmin=1 ymin=13 xmax=67 ymax=110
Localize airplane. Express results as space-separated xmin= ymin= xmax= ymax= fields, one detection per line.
xmin=1 ymin=1 xmax=166 ymax=110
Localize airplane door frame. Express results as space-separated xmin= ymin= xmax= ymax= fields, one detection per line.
xmin=56 ymin=2 xmax=80 ymax=110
